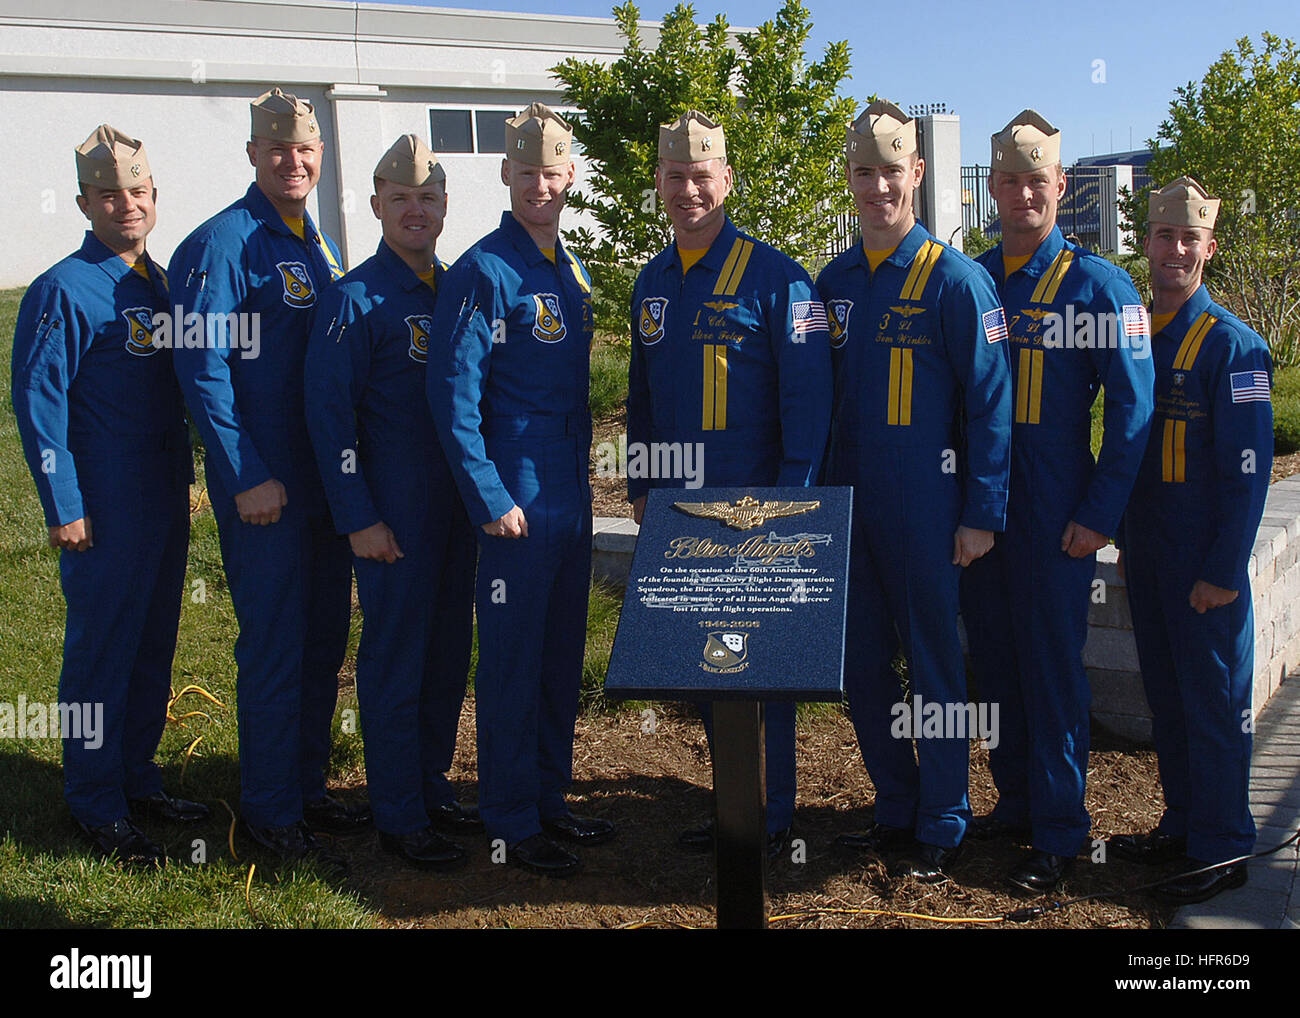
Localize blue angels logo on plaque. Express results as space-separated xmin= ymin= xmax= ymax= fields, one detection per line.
xmin=639 ymin=297 xmax=668 ymax=344
xmin=121 ymin=307 xmax=160 ymax=357
xmin=531 ymin=293 xmax=567 ymax=343
xmin=406 ymin=314 xmax=432 ymax=363
xmin=702 ymin=631 xmax=750 ymax=674
xmin=277 ymin=261 xmax=316 ymax=308
xmin=826 ymin=299 xmax=853 ymax=349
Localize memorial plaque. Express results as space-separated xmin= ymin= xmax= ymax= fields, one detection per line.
xmin=605 ymin=485 xmax=852 ymax=702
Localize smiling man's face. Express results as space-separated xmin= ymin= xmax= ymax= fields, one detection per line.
xmin=76 ymin=181 xmax=157 ymax=255
xmin=656 ymin=158 xmax=733 ymax=243
xmin=247 ymin=137 xmax=323 ymax=210
xmin=1145 ymin=222 xmax=1217 ymax=296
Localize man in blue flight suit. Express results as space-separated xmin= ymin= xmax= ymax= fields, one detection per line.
xmin=11 ymin=125 xmax=206 ymax=866
xmin=305 ymin=135 xmax=479 ymax=871
xmin=1107 ymin=178 xmax=1272 ymax=904
xmin=170 ymin=88 xmax=363 ymax=869
xmin=959 ymin=110 xmax=1155 ymax=893
xmin=428 ymin=102 xmax=614 ymax=877
xmin=628 ymin=110 xmax=832 ymax=859
xmin=816 ymin=102 xmax=1012 ymax=882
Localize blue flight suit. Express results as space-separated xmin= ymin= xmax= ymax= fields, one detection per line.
xmin=628 ymin=216 xmax=832 ymax=835
xmin=428 ymin=211 xmax=593 ymax=847
xmin=304 ymin=241 xmax=476 ymax=836
xmin=11 ymin=232 xmax=191 ymax=827
xmin=960 ymin=226 xmax=1154 ymax=857
xmin=1121 ymin=285 xmax=1271 ymax=864
xmin=816 ymin=223 xmax=1012 ymax=849
xmin=169 ymin=183 xmax=352 ymax=829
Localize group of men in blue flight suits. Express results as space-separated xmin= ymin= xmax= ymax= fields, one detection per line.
xmin=627 ymin=102 xmax=1272 ymax=906
xmin=11 ymin=90 xmax=1273 ymax=905
xmin=11 ymin=92 xmax=616 ymax=879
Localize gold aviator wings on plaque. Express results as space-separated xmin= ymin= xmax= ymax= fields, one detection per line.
xmin=673 ymin=495 xmax=821 ymax=531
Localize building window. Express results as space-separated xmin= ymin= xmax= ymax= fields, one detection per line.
xmin=474 ymin=110 xmax=514 ymax=154
xmin=428 ymin=107 xmax=580 ymax=156
xmin=429 ymin=109 xmax=472 ymax=153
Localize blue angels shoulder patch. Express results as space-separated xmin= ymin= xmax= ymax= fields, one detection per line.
xmin=639 ymin=297 xmax=669 ymax=344
xmin=826 ymin=298 xmax=853 ymax=349
xmin=406 ymin=314 xmax=432 ymax=363
xmin=277 ymin=261 xmax=316 ymax=308
xmin=121 ymin=307 xmax=160 ymax=357
xmin=531 ymin=293 xmax=567 ymax=343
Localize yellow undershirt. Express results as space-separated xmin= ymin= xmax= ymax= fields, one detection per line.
xmin=282 ymin=215 xmax=344 ymax=278
xmin=130 ymin=259 xmax=150 ymax=280
xmin=678 ymin=245 xmax=709 ymax=274
xmin=417 ymin=266 xmax=438 ymax=293
xmin=862 ymin=241 xmax=898 ymax=273
xmin=1152 ymin=311 xmax=1177 ymax=335
xmin=1003 ymin=253 xmax=1033 ymax=277
xmin=542 ymin=247 xmax=556 ymax=264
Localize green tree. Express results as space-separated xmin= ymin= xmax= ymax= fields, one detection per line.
xmin=553 ymin=0 xmax=856 ymax=340
xmin=1120 ymin=33 xmax=1300 ymax=366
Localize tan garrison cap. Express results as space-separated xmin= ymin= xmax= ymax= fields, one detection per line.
xmin=250 ymin=87 xmax=320 ymax=143
xmin=658 ymin=110 xmax=726 ymax=163
xmin=374 ymin=134 xmax=445 ymax=187
xmin=845 ymin=101 xmax=916 ymax=165
xmin=75 ymin=125 xmax=151 ymax=188
xmin=504 ymin=103 xmax=572 ymax=166
xmin=1149 ymin=176 xmax=1219 ymax=229
xmin=991 ymin=109 xmax=1061 ymax=171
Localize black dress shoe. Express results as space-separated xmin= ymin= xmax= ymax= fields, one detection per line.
xmin=678 ymin=819 xmax=715 ymax=852
xmin=1154 ymin=861 xmax=1248 ymax=904
xmin=767 ymin=826 xmax=793 ymax=862
xmin=1107 ymin=830 xmax=1187 ymax=865
xmin=129 ymin=790 xmax=211 ymax=824
xmin=302 ymin=794 xmax=373 ymax=835
xmin=893 ymin=841 xmax=961 ymax=883
xmin=430 ymin=801 xmax=484 ymax=835
xmin=1005 ymin=849 xmax=1074 ymax=894
xmin=378 ymin=826 xmax=467 ymax=871
xmin=834 ymin=822 xmax=911 ymax=856
xmin=242 ymin=819 xmax=349 ymax=876
xmin=509 ymin=834 xmax=580 ymax=877
xmin=542 ymin=813 xmax=615 ymax=845
xmin=967 ymin=814 xmax=1033 ymax=843
xmin=76 ymin=817 xmax=165 ymax=869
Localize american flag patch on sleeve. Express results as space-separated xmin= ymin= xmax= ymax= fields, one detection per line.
xmin=792 ymin=300 xmax=828 ymax=336
xmin=1122 ymin=304 xmax=1150 ymax=337
xmin=1230 ymin=370 xmax=1270 ymax=403
xmin=982 ymin=307 xmax=1007 ymax=343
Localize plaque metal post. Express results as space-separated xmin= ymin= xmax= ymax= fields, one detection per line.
xmin=712 ymin=699 xmax=767 ymax=929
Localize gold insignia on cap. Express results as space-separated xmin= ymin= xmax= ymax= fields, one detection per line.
xmin=75 ymin=123 xmax=153 ymax=189
xmin=373 ymin=134 xmax=446 ymax=188
xmin=250 ymin=87 xmax=320 ymax=144
xmin=504 ymin=102 xmax=573 ymax=167
xmin=845 ymin=100 xmax=916 ymax=166
xmin=990 ymin=109 xmax=1061 ymax=173
xmin=1148 ymin=176 xmax=1220 ymax=230
xmin=658 ymin=110 xmax=727 ymax=164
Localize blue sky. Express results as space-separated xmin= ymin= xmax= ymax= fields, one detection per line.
xmin=377 ymin=0 xmax=1297 ymax=164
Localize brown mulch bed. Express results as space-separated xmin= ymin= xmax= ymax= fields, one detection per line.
xmin=333 ymin=698 xmax=1180 ymax=929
